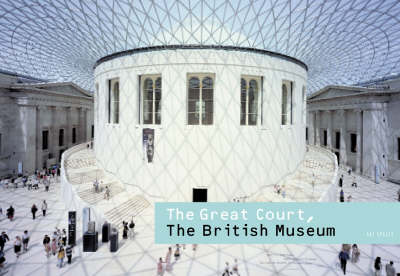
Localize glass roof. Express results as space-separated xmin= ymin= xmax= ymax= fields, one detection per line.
xmin=0 ymin=0 xmax=399 ymax=93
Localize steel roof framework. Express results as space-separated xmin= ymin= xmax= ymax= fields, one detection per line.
xmin=0 ymin=0 xmax=399 ymax=92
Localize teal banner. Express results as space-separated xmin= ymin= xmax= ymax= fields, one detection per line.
xmin=154 ymin=202 xmax=400 ymax=244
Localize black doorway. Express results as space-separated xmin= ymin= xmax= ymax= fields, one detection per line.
xmin=334 ymin=152 xmax=340 ymax=164
xmin=193 ymin=188 xmax=207 ymax=202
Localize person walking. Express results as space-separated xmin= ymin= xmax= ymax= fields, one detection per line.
xmin=0 ymin=250 xmax=5 ymax=268
xmin=43 ymin=234 xmax=51 ymax=257
xmin=14 ymin=236 xmax=22 ymax=258
xmin=385 ymin=261 xmax=396 ymax=276
xmin=232 ymin=258 xmax=240 ymax=275
xmin=41 ymin=200 xmax=47 ymax=217
xmin=351 ymin=244 xmax=360 ymax=263
xmin=61 ymin=229 xmax=67 ymax=246
xmin=122 ymin=221 xmax=128 ymax=239
xmin=6 ymin=205 xmax=14 ymax=221
xmin=0 ymin=232 xmax=10 ymax=252
xmin=51 ymin=238 xmax=57 ymax=256
xmin=165 ymin=247 xmax=172 ymax=272
xmin=174 ymin=244 xmax=180 ymax=261
xmin=57 ymin=247 xmax=65 ymax=268
xmin=374 ymin=257 xmax=382 ymax=276
xmin=339 ymin=175 xmax=343 ymax=187
xmin=351 ymin=175 xmax=357 ymax=188
xmin=22 ymin=230 xmax=30 ymax=252
xmin=104 ymin=186 xmax=110 ymax=200
xmin=157 ymin=257 xmax=164 ymax=276
xmin=129 ymin=219 xmax=135 ymax=239
xmin=31 ymin=204 xmax=38 ymax=220
xmin=65 ymin=245 xmax=73 ymax=264
xmin=339 ymin=189 xmax=345 ymax=202
xmin=339 ymin=249 xmax=349 ymax=275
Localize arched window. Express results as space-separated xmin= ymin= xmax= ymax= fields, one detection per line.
xmin=240 ymin=76 xmax=261 ymax=125
xmin=141 ymin=75 xmax=162 ymax=125
xmin=281 ymin=84 xmax=288 ymax=125
xmin=188 ymin=74 xmax=214 ymax=125
xmin=108 ymin=78 xmax=119 ymax=124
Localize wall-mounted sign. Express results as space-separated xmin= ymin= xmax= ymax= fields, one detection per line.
xmin=143 ymin=128 xmax=154 ymax=163
xmin=68 ymin=211 xmax=76 ymax=245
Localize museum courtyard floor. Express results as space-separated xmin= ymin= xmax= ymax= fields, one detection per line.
xmin=0 ymin=147 xmax=399 ymax=275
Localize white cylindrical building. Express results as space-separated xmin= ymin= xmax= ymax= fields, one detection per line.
xmin=93 ymin=46 xmax=307 ymax=202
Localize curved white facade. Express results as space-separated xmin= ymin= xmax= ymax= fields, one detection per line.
xmin=94 ymin=48 xmax=307 ymax=202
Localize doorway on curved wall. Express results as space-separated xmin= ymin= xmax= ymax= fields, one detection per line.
xmin=334 ymin=152 xmax=340 ymax=165
xmin=193 ymin=188 xmax=207 ymax=202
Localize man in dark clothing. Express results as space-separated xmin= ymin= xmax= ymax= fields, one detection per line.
xmin=31 ymin=204 xmax=38 ymax=220
xmin=66 ymin=245 xmax=73 ymax=264
xmin=0 ymin=232 xmax=10 ymax=252
xmin=339 ymin=175 xmax=343 ymax=187
xmin=6 ymin=206 xmax=14 ymax=221
xmin=339 ymin=250 xmax=350 ymax=274
xmin=339 ymin=189 xmax=345 ymax=202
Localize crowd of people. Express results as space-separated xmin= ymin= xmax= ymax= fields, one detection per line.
xmin=42 ymin=227 xmax=74 ymax=268
xmin=157 ymin=244 xmax=200 ymax=275
xmin=338 ymin=244 xmax=397 ymax=275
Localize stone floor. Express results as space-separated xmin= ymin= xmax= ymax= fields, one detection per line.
xmin=0 ymin=145 xmax=399 ymax=276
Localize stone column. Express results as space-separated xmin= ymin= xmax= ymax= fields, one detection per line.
xmin=49 ymin=106 xmax=57 ymax=157
xmin=66 ymin=107 xmax=73 ymax=148
xmin=308 ymin=111 xmax=315 ymax=145
xmin=35 ymin=106 xmax=43 ymax=170
xmin=355 ymin=109 xmax=362 ymax=173
xmin=338 ymin=110 xmax=347 ymax=165
xmin=315 ymin=110 xmax=321 ymax=146
xmin=326 ymin=110 xmax=333 ymax=149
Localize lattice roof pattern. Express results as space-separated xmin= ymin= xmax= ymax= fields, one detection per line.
xmin=0 ymin=0 xmax=400 ymax=92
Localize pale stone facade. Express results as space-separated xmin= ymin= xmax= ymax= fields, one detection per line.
xmin=307 ymin=78 xmax=400 ymax=183
xmin=0 ymin=71 xmax=93 ymax=177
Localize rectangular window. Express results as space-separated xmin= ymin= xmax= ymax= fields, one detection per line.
xmin=59 ymin=129 xmax=64 ymax=147
xmin=91 ymin=125 xmax=94 ymax=139
xmin=72 ymin=128 xmax=76 ymax=144
xmin=108 ymin=78 xmax=119 ymax=124
xmin=305 ymin=127 xmax=308 ymax=141
xmin=397 ymin=137 xmax=400 ymax=160
xmin=281 ymin=80 xmax=293 ymax=125
xmin=141 ymin=75 xmax=162 ymax=124
xmin=335 ymin=132 xmax=340 ymax=149
xmin=350 ymin=133 xmax=357 ymax=153
xmin=240 ymin=76 xmax=261 ymax=126
xmin=188 ymin=74 xmax=214 ymax=125
xmin=42 ymin=130 xmax=49 ymax=150
xmin=323 ymin=130 xmax=327 ymax=146
xmin=95 ymin=83 xmax=99 ymax=124
xmin=302 ymin=86 xmax=306 ymax=124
